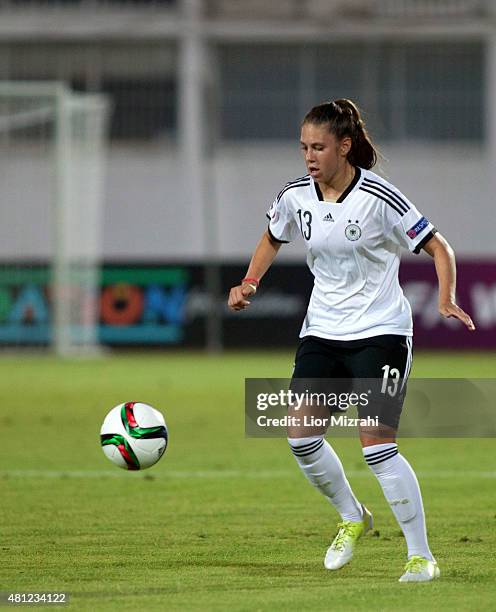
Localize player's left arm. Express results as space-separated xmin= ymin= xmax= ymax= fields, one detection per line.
xmin=422 ymin=233 xmax=476 ymax=331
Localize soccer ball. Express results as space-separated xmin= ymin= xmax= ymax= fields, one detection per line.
xmin=100 ymin=402 xmax=168 ymax=470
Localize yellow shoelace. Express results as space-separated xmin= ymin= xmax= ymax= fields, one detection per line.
xmin=332 ymin=522 xmax=357 ymax=551
xmin=404 ymin=556 xmax=427 ymax=573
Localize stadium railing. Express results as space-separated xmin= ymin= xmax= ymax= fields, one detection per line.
xmin=205 ymin=0 xmax=488 ymax=20
xmin=0 ymin=0 xmax=177 ymax=9
xmin=0 ymin=0 xmax=490 ymax=19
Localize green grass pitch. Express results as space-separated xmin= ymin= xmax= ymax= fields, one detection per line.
xmin=1 ymin=351 xmax=495 ymax=611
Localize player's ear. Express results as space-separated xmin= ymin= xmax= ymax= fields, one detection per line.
xmin=339 ymin=136 xmax=352 ymax=157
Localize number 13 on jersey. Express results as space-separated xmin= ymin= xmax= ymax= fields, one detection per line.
xmin=297 ymin=209 xmax=312 ymax=240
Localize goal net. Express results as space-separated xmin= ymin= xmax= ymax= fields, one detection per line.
xmin=0 ymin=82 xmax=110 ymax=355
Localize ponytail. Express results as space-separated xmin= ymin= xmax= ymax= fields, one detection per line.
xmin=302 ymin=98 xmax=378 ymax=170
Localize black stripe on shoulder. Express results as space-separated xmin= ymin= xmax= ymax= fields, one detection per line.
xmin=362 ymin=178 xmax=410 ymax=213
xmin=267 ymin=224 xmax=289 ymax=244
xmin=359 ymin=186 xmax=405 ymax=216
xmin=277 ymin=175 xmax=310 ymax=199
xmin=277 ymin=181 xmax=310 ymax=203
xmin=413 ymin=228 xmax=437 ymax=254
xmin=287 ymin=173 xmax=310 ymax=186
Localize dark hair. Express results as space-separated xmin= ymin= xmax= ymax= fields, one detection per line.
xmin=302 ymin=99 xmax=378 ymax=169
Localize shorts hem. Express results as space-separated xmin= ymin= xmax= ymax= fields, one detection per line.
xmin=300 ymin=329 xmax=413 ymax=342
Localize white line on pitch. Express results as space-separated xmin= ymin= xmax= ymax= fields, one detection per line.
xmin=1 ymin=469 xmax=495 ymax=479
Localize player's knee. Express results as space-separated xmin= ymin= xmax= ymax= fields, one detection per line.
xmin=287 ymin=436 xmax=324 ymax=461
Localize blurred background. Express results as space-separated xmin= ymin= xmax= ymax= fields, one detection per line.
xmin=1 ymin=0 xmax=495 ymax=354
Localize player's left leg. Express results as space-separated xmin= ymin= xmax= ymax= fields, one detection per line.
xmin=361 ymin=439 xmax=439 ymax=582
xmin=349 ymin=335 xmax=440 ymax=582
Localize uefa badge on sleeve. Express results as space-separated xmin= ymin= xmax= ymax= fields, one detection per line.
xmin=406 ymin=216 xmax=429 ymax=240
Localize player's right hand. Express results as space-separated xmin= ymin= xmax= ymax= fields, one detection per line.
xmin=228 ymin=283 xmax=257 ymax=311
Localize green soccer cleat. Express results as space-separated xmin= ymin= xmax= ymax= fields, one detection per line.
xmin=324 ymin=504 xmax=373 ymax=570
xmin=398 ymin=556 xmax=440 ymax=582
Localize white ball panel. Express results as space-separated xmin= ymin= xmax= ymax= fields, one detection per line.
xmin=132 ymin=403 xmax=166 ymax=428
xmin=100 ymin=404 xmax=126 ymax=436
xmin=101 ymin=443 xmax=129 ymax=469
xmin=132 ymin=438 xmax=167 ymax=469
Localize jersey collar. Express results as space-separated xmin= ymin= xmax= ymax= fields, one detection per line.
xmin=313 ymin=167 xmax=362 ymax=203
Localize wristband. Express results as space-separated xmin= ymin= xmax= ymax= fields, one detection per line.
xmin=242 ymin=277 xmax=260 ymax=288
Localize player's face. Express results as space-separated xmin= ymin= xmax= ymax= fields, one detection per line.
xmin=300 ymin=122 xmax=350 ymax=184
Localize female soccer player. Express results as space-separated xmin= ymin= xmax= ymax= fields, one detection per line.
xmin=228 ymin=99 xmax=475 ymax=582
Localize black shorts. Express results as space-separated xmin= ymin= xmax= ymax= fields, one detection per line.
xmin=291 ymin=334 xmax=413 ymax=430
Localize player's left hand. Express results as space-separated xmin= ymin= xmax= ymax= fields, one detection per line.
xmin=439 ymin=301 xmax=476 ymax=331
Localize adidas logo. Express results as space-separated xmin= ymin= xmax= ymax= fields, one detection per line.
xmin=323 ymin=212 xmax=334 ymax=222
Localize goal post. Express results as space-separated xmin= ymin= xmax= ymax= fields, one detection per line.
xmin=0 ymin=81 xmax=110 ymax=356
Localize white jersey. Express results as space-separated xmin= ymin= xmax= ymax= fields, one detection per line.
xmin=266 ymin=167 xmax=437 ymax=341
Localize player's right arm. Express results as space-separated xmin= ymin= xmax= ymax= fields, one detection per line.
xmin=228 ymin=231 xmax=282 ymax=311
xmin=229 ymin=186 xmax=299 ymax=311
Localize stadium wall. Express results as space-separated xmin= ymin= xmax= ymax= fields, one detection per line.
xmin=1 ymin=143 xmax=493 ymax=260
xmin=2 ymin=261 xmax=494 ymax=349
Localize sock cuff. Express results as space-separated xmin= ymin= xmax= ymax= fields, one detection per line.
xmin=363 ymin=442 xmax=398 ymax=466
xmin=288 ymin=436 xmax=324 ymax=457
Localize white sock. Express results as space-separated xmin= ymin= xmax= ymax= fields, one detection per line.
xmin=363 ymin=443 xmax=434 ymax=561
xmin=288 ymin=437 xmax=363 ymax=522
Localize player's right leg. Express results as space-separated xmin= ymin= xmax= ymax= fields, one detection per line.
xmin=287 ymin=435 xmax=373 ymax=569
xmin=288 ymin=336 xmax=372 ymax=570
